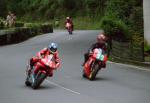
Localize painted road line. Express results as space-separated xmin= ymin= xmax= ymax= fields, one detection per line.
xmin=108 ymin=61 xmax=150 ymax=72
xmin=45 ymin=80 xmax=81 ymax=95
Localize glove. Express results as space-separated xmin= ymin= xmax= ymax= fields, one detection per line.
xmin=38 ymin=54 xmax=44 ymax=59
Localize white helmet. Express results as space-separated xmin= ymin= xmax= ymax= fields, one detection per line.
xmin=66 ymin=17 xmax=70 ymax=19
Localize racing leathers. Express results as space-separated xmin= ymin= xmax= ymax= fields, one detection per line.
xmin=30 ymin=47 xmax=61 ymax=77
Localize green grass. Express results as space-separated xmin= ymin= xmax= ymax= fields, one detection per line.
xmin=53 ymin=17 xmax=102 ymax=30
xmin=145 ymin=56 xmax=150 ymax=62
xmin=19 ymin=16 xmax=102 ymax=30
xmin=73 ymin=17 xmax=101 ymax=30
xmin=144 ymin=41 xmax=150 ymax=62
xmin=144 ymin=43 xmax=150 ymax=52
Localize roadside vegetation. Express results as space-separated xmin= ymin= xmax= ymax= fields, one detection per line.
xmin=0 ymin=0 xmax=149 ymax=62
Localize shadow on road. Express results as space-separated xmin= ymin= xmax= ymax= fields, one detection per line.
xmin=79 ymin=76 xmax=112 ymax=82
xmin=20 ymin=84 xmax=57 ymax=90
xmin=93 ymin=77 xmax=112 ymax=81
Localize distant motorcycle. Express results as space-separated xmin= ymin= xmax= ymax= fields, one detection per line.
xmin=65 ymin=23 xmax=73 ymax=34
xmin=83 ymin=48 xmax=108 ymax=80
xmin=25 ymin=54 xmax=56 ymax=89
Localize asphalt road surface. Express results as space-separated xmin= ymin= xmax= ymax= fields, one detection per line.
xmin=0 ymin=30 xmax=150 ymax=103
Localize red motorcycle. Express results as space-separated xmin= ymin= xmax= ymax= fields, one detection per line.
xmin=83 ymin=48 xmax=108 ymax=80
xmin=25 ymin=54 xmax=56 ymax=89
xmin=65 ymin=23 xmax=73 ymax=34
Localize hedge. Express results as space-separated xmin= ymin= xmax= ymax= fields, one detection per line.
xmin=100 ymin=16 xmax=130 ymax=42
xmin=0 ymin=23 xmax=53 ymax=45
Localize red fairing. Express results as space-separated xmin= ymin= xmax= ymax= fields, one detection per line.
xmin=83 ymin=48 xmax=108 ymax=78
xmin=65 ymin=19 xmax=73 ymax=25
xmin=32 ymin=48 xmax=61 ymax=77
xmin=84 ymin=57 xmax=94 ymax=77
xmin=36 ymin=48 xmax=61 ymax=68
xmin=103 ymin=55 xmax=108 ymax=63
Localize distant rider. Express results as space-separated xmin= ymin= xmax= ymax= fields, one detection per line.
xmin=65 ymin=16 xmax=74 ymax=31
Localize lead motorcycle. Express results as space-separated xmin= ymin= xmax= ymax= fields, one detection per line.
xmin=25 ymin=54 xmax=56 ymax=89
xmin=65 ymin=22 xmax=73 ymax=34
xmin=83 ymin=48 xmax=108 ymax=80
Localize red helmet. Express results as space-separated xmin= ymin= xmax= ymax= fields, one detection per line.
xmin=97 ymin=33 xmax=106 ymax=43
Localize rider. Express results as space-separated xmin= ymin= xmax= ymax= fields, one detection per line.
xmin=29 ymin=42 xmax=61 ymax=77
xmin=65 ymin=16 xmax=74 ymax=31
xmin=82 ymin=33 xmax=107 ymax=68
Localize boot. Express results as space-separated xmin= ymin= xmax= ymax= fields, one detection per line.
xmin=48 ymin=71 xmax=53 ymax=77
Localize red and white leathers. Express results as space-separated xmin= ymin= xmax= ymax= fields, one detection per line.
xmin=30 ymin=47 xmax=61 ymax=77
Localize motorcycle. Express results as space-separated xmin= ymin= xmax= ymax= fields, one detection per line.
xmin=25 ymin=54 xmax=56 ymax=89
xmin=65 ymin=22 xmax=73 ymax=34
xmin=83 ymin=48 xmax=108 ymax=80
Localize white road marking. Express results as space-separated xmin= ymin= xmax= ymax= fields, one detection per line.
xmin=108 ymin=61 xmax=150 ymax=72
xmin=45 ymin=79 xmax=81 ymax=95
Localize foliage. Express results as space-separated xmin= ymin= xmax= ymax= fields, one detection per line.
xmin=128 ymin=7 xmax=143 ymax=35
xmin=132 ymin=33 xmax=144 ymax=47
xmin=0 ymin=19 xmax=5 ymax=29
xmin=85 ymin=0 xmax=106 ymax=17
xmin=144 ymin=40 xmax=150 ymax=52
xmin=0 ymin=0 xmax=7 ymax=17
xmin=100 ymin=17 xmax=129 ymax=41
xmin=40 ymin=23 xmax=53 ymax=33
xmin=24 ymin=23 xmax=42 ymax=28
xmin=102 ymin=0 xmax=143 ymax=42
xmin=55 ymin=17 xmax=101 ymax=30
xmin=105 ymin=0 xmax=135 ymax=21
xmin=0 ymin=0 xmax=143 ymax=34
xmin=15 ymin=22 xmax=24 ymax=27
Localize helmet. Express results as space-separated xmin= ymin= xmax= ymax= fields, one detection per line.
xmin=48 ymin=42 xmax=58 ymax=53
xmin=66 ymin=17 xmax=70 ymax=20
xmin=97 ymin=33 xmax=106 ymax=43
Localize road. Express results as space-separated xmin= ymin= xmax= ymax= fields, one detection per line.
xmin=0 ymin=30 xmax=150 ymax=103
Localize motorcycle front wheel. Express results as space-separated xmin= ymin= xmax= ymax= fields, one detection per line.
xmin=32 ymin=72 xmax=47 ymax=89
xmin=89 ymin=64 xmax=101 ymax=80
xmin=25 ymin=76 xmax=31 ymax=86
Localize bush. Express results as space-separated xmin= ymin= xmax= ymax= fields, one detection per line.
xmin=41 ymin=23 xmax=53 ymax=33
xmin=15 ymin=21 xmax=24 ymax=27
xmin=100 ymin=16 xmax=130 ymax=42
xmin=132 ymin=33 xmax=144 ymax=46
xmin=24 ymin=22 xmax=53 ymax=34
xmin=144 ymin=40 xmax=150 ymax=52
xmin=0 ymin=19 xmax=5 ymax=29
xmin=24 ymin=23 xmax=42 ymax=28
xmin=128 ymin=7 xmax=143 ymax=35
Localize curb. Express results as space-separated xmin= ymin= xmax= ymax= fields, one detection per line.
xmin=110 ymin=55 xmax=150 ymax=69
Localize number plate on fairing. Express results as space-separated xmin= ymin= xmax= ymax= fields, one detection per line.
xmin=95 ymin=49 xmax=104 ymax=61
xmin=41 ymin=54 xmax=54 ymax=66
